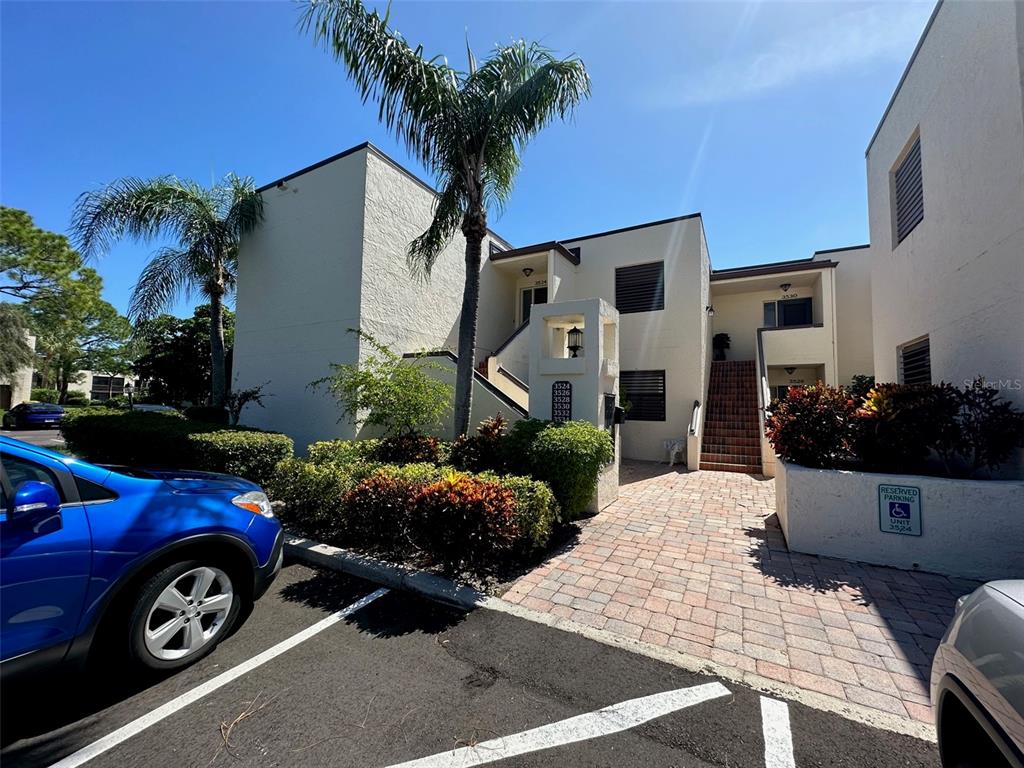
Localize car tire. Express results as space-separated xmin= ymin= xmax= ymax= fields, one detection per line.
xmin=127 ymin=560 xmax=246 ymax=671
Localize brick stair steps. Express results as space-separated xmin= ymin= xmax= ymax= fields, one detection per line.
xmin=700 ymin=359 xmax=763 ymax=475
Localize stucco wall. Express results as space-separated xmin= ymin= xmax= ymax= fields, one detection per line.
xmin=867 ymin=1 xmax=1024 ymax=406
xmin=0 ymin=333 xmax=35 ymax=406
xmin=823 ymin=248 xmax=874 ymax=384
xmin=711 ymin=277 xmax=824 ymax=362
xmin=558 ymin=217 xmax=708 ymax=462
xmin=233 ymin=148 xmax=369 ymax=453
xmin=776 ymin=460 xmax=1024 ymax=581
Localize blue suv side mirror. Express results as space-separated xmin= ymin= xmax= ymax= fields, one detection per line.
xmin=12 ymin=481 xmax=61 ymax=521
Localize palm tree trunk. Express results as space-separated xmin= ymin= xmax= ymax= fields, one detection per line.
xmin=209 ymin=289 xmax=227 ymax=408
xmin=454 ymin=224 xmax=484 ymax=437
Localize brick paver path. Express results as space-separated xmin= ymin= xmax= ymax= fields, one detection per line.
xmin=503 ymin=461 xmax=979 ymax=724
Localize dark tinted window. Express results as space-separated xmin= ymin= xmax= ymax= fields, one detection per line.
xmin=615 ymin=262 xmax=665 ymax=314
xmin=620 ymin=370 xmax=666 ymax=421
xmin=75 ymin=476 xmax=117 ymax=502
xmin=1 ymin=454 xmax=65 ymax=501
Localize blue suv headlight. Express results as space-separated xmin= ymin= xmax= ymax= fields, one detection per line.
xmin=231 ymin=491 xmax=275 ymax=518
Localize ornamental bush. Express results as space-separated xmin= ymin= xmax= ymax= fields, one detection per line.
xmin=31 ymin=387 xmax=59 ymax=403
xmin=479 ymin=472 xmax=559 ymax=552
xmin=853 ymin=383 xmax=959 ymax=474
xmin=410 ymin=474 xmax=520 ymax=573
xmin=373 ymin=432 xmax=442 ymax=464
xmin=501 ymin=418 xmax=550 ymax=475
xmin=307 ymin=439 xmax=381 ymax=467
xmin=449 ymin=415 xmax=508 ymax=472
xmin=765 ymin=384 xmax=858 ymax=469
xmin=267 ymin=458 xmax=354 ymax=540
xmin=528 ymin=420 xmax=614 ymax=520
xmin=188 ymin=430 xmax=294 ymax=487
xmin=342 ymin=471 xmax=421 ymax=555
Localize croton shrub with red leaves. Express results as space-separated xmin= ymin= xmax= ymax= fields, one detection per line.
xmin=411 ymin=475 xmax=521 ymax=573
xmin=765 ymin=384 xmax=859 ymax=469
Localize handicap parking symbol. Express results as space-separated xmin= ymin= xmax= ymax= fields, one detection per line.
xmin=888 ymin=502 xmax=911 ymax=519
xmin=878 ymin=485 xmax=922 ymax=536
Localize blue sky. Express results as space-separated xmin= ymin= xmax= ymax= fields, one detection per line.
xmin=2 ymin=0 xmax=934 ymax=317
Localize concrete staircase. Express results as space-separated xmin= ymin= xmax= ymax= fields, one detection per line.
xmin=700 ymin=360 xmax=763 ymax=474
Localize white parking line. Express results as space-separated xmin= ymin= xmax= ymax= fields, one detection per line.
xmin=385 ymin=682 xmax=731 ymax=768
xmin=760 ymin=696 xmax=796 ymax=768
xmin=47 ymin=587 xmax=390 ymax=768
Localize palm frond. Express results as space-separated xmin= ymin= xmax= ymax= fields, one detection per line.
xmin=71 ymin=176 xmax=219 ymax=259
xmin=221 ymin=173 xmax=265 ymax=237
xmin=299 ymin=0 xmax=460 ymax=169
xmin=407 ymin=178 xmax=464 ymax=280
xmin=127 ymin=246 xmax=200 ymax=322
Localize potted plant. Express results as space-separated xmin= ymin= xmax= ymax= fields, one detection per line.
xmin=713 ymin=333 xmax=731 ymax=361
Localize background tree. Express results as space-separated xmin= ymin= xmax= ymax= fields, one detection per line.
xmin=29 ymin=269 xmax=133 ymax=401
xmin=133 ymin=305 xmax=236 ymax=406
xmin=0 ymin=302 xmax=34 ymax=381
xmin=302 ymin=0 xmax=590 ymax=435
xmin=1 ymin=206 xmax=81 ymax=301
xmin=71 ymin=175 xmax=263 ymax=407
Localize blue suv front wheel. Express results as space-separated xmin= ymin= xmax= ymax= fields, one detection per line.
xmin=127 ymin=559 xmax=247 ymax=670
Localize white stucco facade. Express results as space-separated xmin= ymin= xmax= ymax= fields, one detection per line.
xmin=0 ymin=333 xmax=36 ymax=410
xmin=866 ymin=0 xmax=1024 ymax=407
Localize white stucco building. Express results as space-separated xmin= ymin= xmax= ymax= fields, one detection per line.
xmin=234 ymin=142 xmax=872 ymax=469
xmin=866 ymin=0 xmax=1024 ymax=408
xmin=0 ymin=332 xmax=36 ymax=411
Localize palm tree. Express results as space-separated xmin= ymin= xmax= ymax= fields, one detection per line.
xmin=302 ymin=0 xmax=590 ymax=436
xmin=71 ymin=175 xmax=263 ymax=407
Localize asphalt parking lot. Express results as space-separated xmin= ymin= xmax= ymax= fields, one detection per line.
xmin=1 ymin=563 xmax=940 ymax=768
xmin=1 ymin=428 xmax=65 ymax=450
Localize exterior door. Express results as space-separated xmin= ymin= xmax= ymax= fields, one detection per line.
xmin=0 ymin=450 xmax=92 ymax=662
xmin=519 ymin=285 xmax=548 ymax=324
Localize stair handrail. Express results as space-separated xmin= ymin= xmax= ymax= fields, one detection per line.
xmin=687 ymin=399 xmax=701 ymax=436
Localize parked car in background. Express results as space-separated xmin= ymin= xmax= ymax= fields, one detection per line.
xmin=132 ymin=403 xmax=179 ymax=413
xmin=2 ymin=402 xmax=66 ymax=430
xmin=0 ymin=435 xmax=283 ymax=678
xmin=931 ymin=581 xmax=1024 ymax=768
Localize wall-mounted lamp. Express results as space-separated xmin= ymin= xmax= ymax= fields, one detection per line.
xmin=522 ymin=267 xmax=534 ymax=277
xmin=784 ymin=367 xmax=796 ymax=375
xmin=567 ymin=326 xmax=583 ymax=358
xmin=780 ymin=283 xmax=792 ymax=293
xmin=705 ymin=305 xmax=715 ymax=317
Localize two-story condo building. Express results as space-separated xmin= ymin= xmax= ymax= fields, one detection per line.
xmin=233 ymin=142 xmax=873 ymax=472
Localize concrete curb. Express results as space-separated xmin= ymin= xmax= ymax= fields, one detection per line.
xmin=284 ymin=532 xmax=936 ymax=744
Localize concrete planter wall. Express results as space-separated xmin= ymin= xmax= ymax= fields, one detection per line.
xmin=776 ymin=460 xmax=1024 ymax=582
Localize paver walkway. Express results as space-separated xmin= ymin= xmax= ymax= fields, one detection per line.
xmin=503 ymin=461 xmax=979 ymax=724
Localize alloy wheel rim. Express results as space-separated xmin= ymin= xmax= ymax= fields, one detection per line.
xmin=143 ymin=566 xmax=233 ymax=661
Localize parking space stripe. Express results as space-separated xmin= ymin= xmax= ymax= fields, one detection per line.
xmin=385 ymin=682 xmax=731 ymax=768
xmin=46 ymin=587 xmax=390 ymax=768
xmin=760 ymin=696 xmax=796 ymax=768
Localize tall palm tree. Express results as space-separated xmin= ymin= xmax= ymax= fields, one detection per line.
xmin=302 ymin=0 xmax=590 ymax=436
xmin=71 ymin=175 xmax=263 ymax=407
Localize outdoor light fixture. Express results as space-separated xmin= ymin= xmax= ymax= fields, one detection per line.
xmin=705 ymin=305 xmax=715 ymax=317
xmin=522 ymin=267 xmax=534 ymax=277
xmin=784 ymin=367 xmax=796 ymax=375
xmin=567 ymin=326 xmax=583 ymax=358
xmin=124 ymin=381 xmax=135 ymax=410
xmin=780 ymin=283 xmax=792 ymax=293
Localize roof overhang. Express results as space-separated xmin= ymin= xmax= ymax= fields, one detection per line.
xmin=489 ymin=241 xmax=580 ymax=266
xmin=710 ymin=259 xmax=838 ymax=282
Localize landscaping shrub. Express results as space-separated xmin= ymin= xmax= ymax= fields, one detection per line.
xmin=449 ymin=415 xmax=508 ymax=472
xmin=853 ymin=384 xmax=959 ymax=474
xmin=944 ymin=378 xmax=1024 ymax=474
xmin=184 ymin=405 xmax=229 ymax=424
xmin=62 ymin=392 xmax=91 ymax=407
xmin=307 ymin=438 xmax=381 ymax=467
xmin=765 ymin=384 xmax=858 ymax=469
xmin=188 ymin=430 xmax=294 ymax=487
xmin=267 ymin=458 xmax=354 ymax=540
xmin=410 ymin=474 xmax=520 ymax=572
xmin=373 ymin=432 xmax=441 ymax=464
xmin=501 ymin=418 xmax=550 ymax=475
xmin=375 ymin=462 xmax=447 ymax=485
xmin=528 ymin=420 xmax=614 ymax=520
xmin=104 ymin=395 xmax=129 ymax=409
xmin=479 ymin=472 xmax=559 ymax=552
xmin=60 ymin=408 xmax=293 ymax=485
xmin=847 ymin=374 xmax=876 ymax=402
xmin=342 ymin=472 xmax=421 ymax=555
xmin=31 ymin=387 xmax=59 ymax=403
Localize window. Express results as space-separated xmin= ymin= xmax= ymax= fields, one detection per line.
xmin=898 ymin=336 xmax=931 ymax=385
xmin=763 ymin=302 xmax=777 ymax=328
xmin=75 ymin=476 xmax=117 ymax=503
xmin=1 ymin=454 xmax=65 ymax=502
xmin=893 ymin=136 xmax=924 ymax=244
xmin=615 ymin=262 xmax=665 ymax=314
xmin=762 ymin=298 xmax=812 ymax=328
xmin=520 ymin=285 xmax=548 ymax=324
xmin=620 ymin=370 xmax=666 ymax=421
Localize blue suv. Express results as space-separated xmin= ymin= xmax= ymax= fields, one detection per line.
xmin=0 ymin=436 xmax=283 ymax=677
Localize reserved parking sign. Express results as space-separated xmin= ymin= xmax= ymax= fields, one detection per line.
xmin=878 ymin=485 xmax=922 ymax=536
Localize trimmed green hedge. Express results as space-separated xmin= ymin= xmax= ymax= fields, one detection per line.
xmin=61 ymin=408 xmax=293 ymax=487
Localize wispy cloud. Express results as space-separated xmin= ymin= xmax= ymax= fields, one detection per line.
xmin=669 ymin=3 xmax=933 ymax=106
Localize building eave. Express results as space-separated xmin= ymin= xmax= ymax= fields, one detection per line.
xmin=710 ymin=259 xmax=839 ymax=282
xmin=489 ymin=241 xmax=580 ymax=266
